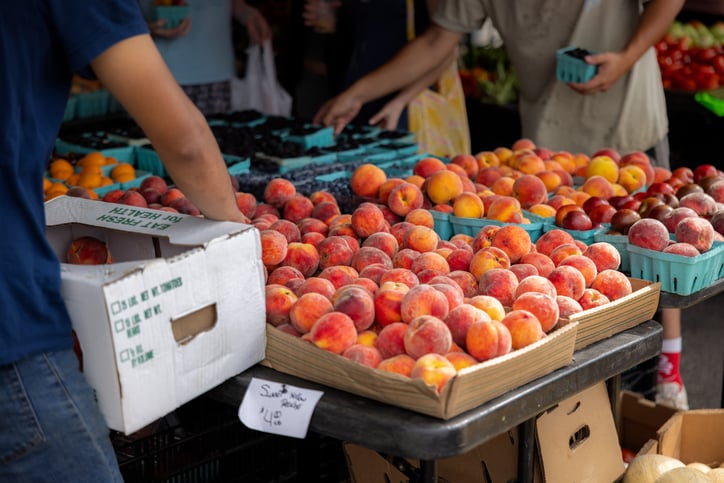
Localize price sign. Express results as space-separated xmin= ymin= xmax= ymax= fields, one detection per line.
xmin=238 ymin=377 xmax=324 ymax=439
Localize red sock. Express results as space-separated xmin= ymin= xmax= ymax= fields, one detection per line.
xmin=657 ymin=351 xmax=682 ymax=387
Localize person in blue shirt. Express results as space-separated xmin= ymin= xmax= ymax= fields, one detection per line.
xmin=0 ymin=2 xmax=249 ymax=481
xmin=140 ymin=0 xmax=272 ymax=115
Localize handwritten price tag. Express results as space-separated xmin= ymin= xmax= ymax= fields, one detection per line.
xmin=238 ymin=377 xmax=323 ymax=439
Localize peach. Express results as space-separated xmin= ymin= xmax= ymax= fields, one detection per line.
xmin=476 ymin=166 xmax=504 ymax=187
xmin=662 ymin=243 xmax=701 ymax=257
xmin=447 ymin=270 xmax=478 ymax=298
xmin=628 ymin=218 xmax=670 ymax=251
xmin=404 ymin=315 xmax=453 ymax=359
xmin=491 ymin=177 xmax=515 ymax=197
xmin=580 ymin=175 xmax=614 ymax=200
xmin=547 ymin=194 xmax=576 ymax=211
xmin=362 ymin=232 xmax=399 ymax=259
xmin=501 ymin=310 xmax=543 ymax=350
xmin=318 ymin=265 xmax=359 ymax=289
xmin=295 ymin=276 xmax=336 ymax=300
xmin=556 ymin=295 xmax=584 ymax=318
xmin=168 ymin=197 xmax=200 ymax=216
xmin=379 ymin=268 xmax=419 ymax=289
xmin=333 ymin=284 xmax=376 ymax=331
xmin=514 ymin=275 xmax=557 ymax=300
xmin=675 ymin=217 xmax=715 ymax=253
xmin=583 ymin=242 xmax=621 ymax=272
xmin=282 ymin=242 xmax=319 ymax=278
xmin=276 ymin=323 xmax=302 ymax=337
xmin=342 ymin=344 xmax=383 ymax=368
xmin=509 ymin=263 xmax=539 ymax=282
xmin=477 ymin=268 xmax=519 ymax=307
xmin=445 ymin=162 xmax=469 ymax=179
xmin=536 ymin=170 xmax=563 ymax=193
xmin=430 ymin=282 xmax=465 ymax=311
xmin=350 ymin=202 xmax=386 ymax=239
xmin=512 ymin=174 xmax=548 ymax=209
xmin=351 ymin=163 xmax=387 ymax=198
xmin=619 ymin=151 xmax=655 ymax=185
xmin=139 ymin=175 xmax=168 ymax=196
xmin=494 ymin=146 xmax=514 ymax=165
xmin=450 ymin=153 xmax=479 ymax=178
xmin=410 ymin=251 xmax=450 ymax=275
xmin=308 ymin=311 xmax=358 ymax=354
xmin=374 ymin=282 xmax=410 ymax=327
xmin=298 ymin=217 xmax=329 ymax=237
xmin=474 ymin=151 xmax=501 ymax=170
xmin=618 ymin=165 xmax=647 ymax=194
xmin=265 ymin=284 xmax=299 ymax=327
xmin=519 ymin=252 xmax=556 ymax=277
xmin=577 ymin=288 xmax=610 ymax=310
xmin=159 ymin=187 xmax=185 ymax=206
xmin=491 ymin=224 xmax=532 ymax=264
xmin=452 ymin=192 xmax=485 ymax=218
xmin=515 ymin=153 xmax=546 ymax=175
xmin=472 ymin=224 xmax=500 ymax=251
xmin=554 ymin=205 xmax=585 ymax=228
xmin=557 ymin=255 xmax=598 ymax=287
xmin=281 ymin=194 xmax=313 ymax=223
xmin=444 ymin=303 xmax=491 ymax=348
xmin=260 ymin=229 xmax=289 ymax=267
xmin=486 ymin=196 xmax=523 ymax=223
xmin=416 ymin=268 xmax=448 ymax=284
xmin=450 ymin=233 xmax=474 ymax=249
xmin=425 ymin=170 xmax=464 ymax=205
xmin=413 ymin=156 xmax=446 ymax=178
xmin=357 ymin=330 xmax=378 ymax=347
xmin=467 ymin=294 xmax=506 ymax=321
xmin=269 ymin=219 xmax=302 ymax=244
xmin=445 ymin=351 xmax=478 ymax=371
xmin=551 ymin=151 xmax=576 ymax=174
xmin=309 ymin=190 xmax=338 ymax=206
xmin=403 ymin=225 xmax=440 ymax=253
xmin=590 ymin=269 xmax=632 ymax=301
xmin=663 ymin=206 xmax=699 ymax=233
xmin=264 ymin=178 xmax=297 ymax=209
xmin=286 ymin=278 xmax=305 ymax=293
xmin=400 ymin=284 xmax=450 ymax=323
xmin=254 ymin=203 xmax=280 ymax=219
xmin=351 ymin=246 xmax=393 ymax=273
xmin=389 ymin=221 xmax=414 ymax=247
xmin=468 ymin=246 xmax=511 ymax=280
xmin=377 ymin=354 xmax=416 ymax=377
xmin=311 ymin=201 xmax=342 ymax=225
xmin=585 ymin=155 xmax=619 ymax=183
xmin=267 ymin=265 xmax=305 ymax=287
xmin=393 ymin=247 xmax=421 ymax=270
xmin=387 ymin=182 xmax=425 ymax=217
xmin=119 ymin=190 xmax=149 ymax=208
xmin=549 ymin=242 xmax=583 ymax=266
xmin=375 ymin=322 xmax=409 ymax=359
xmin=446 ymin=248 xmax=473 ymax=272
xmin=66 ymin=236 xmax=112 ymax=265
xmin=377 ymin=178 xmax=406 ymax=204
xmin=352 ymin=277 xmax=379 ymax=294
xmin=411 ymin=353 xmax=457 ymax=392
xmin=289 ymin=292 xmax=334 ymax=334
xmin=513 ymin=291 xmax=560 ymax=333
xmin=405 ymin=208 xmax=435 ymax=229
xmin=358 ymin=263 xmax=390 ymax=285
xmin=301 ymin=232 xmax=324 ymax=249
xmin=101 ymin=189 xmax=125 ymax=204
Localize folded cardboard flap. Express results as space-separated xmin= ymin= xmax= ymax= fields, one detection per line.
xmin=619 ymin=390 xmax=677 ymax=455
xmin=656 ymin=409 xmax=724 ymax=467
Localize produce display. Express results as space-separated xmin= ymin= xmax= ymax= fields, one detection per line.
xmin=656 ymin=20 xmax=724 ymax=91
xmin=459 ymin=46 xmax=519 ymax=105
xmin=623 ymin=453 xmax=724 ymax=483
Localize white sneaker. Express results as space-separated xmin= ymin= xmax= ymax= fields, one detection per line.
xmin=655 ymin=382 xmax=689 ymax=410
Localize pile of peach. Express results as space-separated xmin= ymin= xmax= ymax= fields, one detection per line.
xmin=256 ymin=172 xmax=632 ymax=393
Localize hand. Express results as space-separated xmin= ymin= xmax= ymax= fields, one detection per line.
xmin=368 ymin=99 xmax=405 ymax=130
xmin=148 ymin=17 xmax=191 ymax=39
xmin=238 ymin=4 xmax=272 ymax=44
xmin=567 ymin=51 xmax=632 ymax=95
xmin=303 ymin=0 xmax=340 ymax=31
xmin=314 ymin=91 xmax=363 ymax=135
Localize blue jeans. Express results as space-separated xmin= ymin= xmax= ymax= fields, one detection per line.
xmin=0 ymin=350 xmax=123 ymax=482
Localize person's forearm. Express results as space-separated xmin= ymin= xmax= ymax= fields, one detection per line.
xmin=347 ymin=25 xmax=462 ymax=106
xmin=623 ymin=0 xmax=685 ymax=66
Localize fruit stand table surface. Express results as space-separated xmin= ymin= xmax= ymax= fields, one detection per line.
xmin=207 ymin=320 xmax=662 ymax=483
xmin=657 ymin=277 xmax=724 ymax=309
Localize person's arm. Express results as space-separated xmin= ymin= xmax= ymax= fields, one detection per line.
xmin=233 ymin=0 xmax=272 ymax=44
xmin=570 ymin=0 xmax=685 ymax=94
xmin=314 ymin=23 xmax=462 ymax=133
xmin=90 ymin=34 xmax=248 ymax=223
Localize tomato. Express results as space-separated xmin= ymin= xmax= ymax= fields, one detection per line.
xmin=713 ymin=55 xmax=724 ymax=76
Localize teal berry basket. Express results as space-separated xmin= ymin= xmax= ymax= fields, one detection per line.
xmin=556 ymin=46 xmax=597 ymax=84
xmin=431 ymin=210 xmax=453 ymax=242
xmin=155 ymin=5 xmax=190 ymax=29
xmin=450 ymin=215 xmax=544 ymax=242
xmin=627 ymin=241 xmax=724 ymax=295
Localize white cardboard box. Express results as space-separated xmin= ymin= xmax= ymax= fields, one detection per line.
xmin=45 ymin=196 xmax=266 ymax=434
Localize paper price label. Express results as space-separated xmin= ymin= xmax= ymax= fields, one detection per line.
xmin=238 ymin=377 xmax=323 ymax=439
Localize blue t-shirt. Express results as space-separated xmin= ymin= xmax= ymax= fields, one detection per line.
xmin=139 ymin=0 xmax=235 ymax=86
xmin=0 ymin=2 xmax=147 ymax=365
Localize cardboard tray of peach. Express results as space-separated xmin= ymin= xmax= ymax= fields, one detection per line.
xmin=262 ymin=278 xmax=660 ymax=420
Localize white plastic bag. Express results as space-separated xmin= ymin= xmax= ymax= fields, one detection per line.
xmin=231 ymin=40 xmax=292 ymax=116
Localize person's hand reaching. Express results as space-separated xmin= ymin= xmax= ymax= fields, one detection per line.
xmin=368 ymin=99 xmax=405 ymax=130
xmin=568 ymin=51 xmax=632 ymax=95
xmin=314 ymin=91 xmax=363 ymax=135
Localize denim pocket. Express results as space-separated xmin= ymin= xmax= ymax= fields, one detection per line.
xmin=0 ymin=364 xmax=45 ymax=463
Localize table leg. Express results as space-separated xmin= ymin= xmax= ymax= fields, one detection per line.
xmin=518 ymin=418 xmax=536 ymax=483
xmin=418 ymin=460 xmax=438 ymax=483
xmin=607 ymin=374 xmax=623 ymax=434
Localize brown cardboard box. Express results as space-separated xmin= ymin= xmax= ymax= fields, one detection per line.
xmin=618 ymin=390 xmax=677 ymax=456
xmin=344 ymin=428 xmax=518 ymax=483
xmin=560 ymin=278 xmax=660 ymax=351
xmin=643 ymin=409 xmax=724 ymax=467
xmin=263 ymin=321 xmax=578 ymax=420
xmin=535 ymin=382 xmax=626 ymax=482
